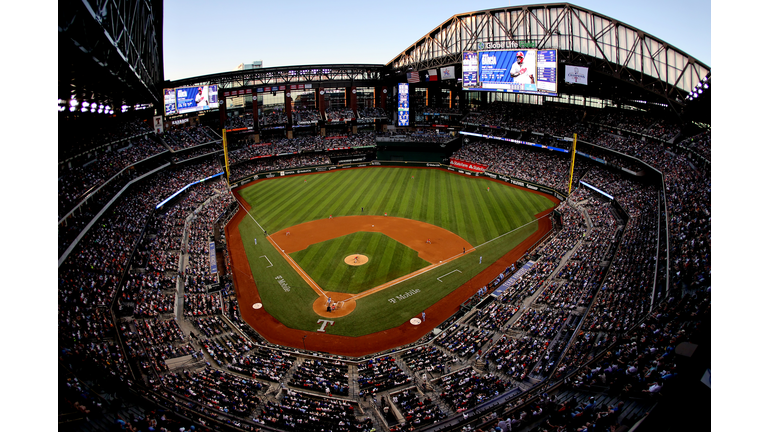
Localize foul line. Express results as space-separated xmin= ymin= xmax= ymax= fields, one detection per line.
xmin=259 ymin=256 xmax=273 ymax=268
xmin=233 ymin=192 xmax=329 ymax=301
xmin=232 ymin=188 xmax=550 ymax=304
xmin=267 ymin=235 xmax=328 ymax=300
xmin=437 ymin=269 xmax=462 ymax=282
xmin=234 ymin=194 xmax=266 ymax=233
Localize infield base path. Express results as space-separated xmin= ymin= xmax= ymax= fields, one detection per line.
xmin=226 ymin=169 xmax=559 ymax=357
xmin=273 ymin=216 xmax=472 ymax=264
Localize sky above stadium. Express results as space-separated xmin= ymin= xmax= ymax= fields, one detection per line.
xmin=163 ymin=0 xmax=711 ymax=81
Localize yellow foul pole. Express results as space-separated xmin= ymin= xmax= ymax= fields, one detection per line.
xmin=222 ymin=129 xmax=230 ymax=186
xmin=568 ymin=133 xmax=578 ymax=195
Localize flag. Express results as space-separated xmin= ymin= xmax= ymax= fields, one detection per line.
xmin=427 ymin=69 xmax=438 ymax=81
xmin=407 ymin=71 xmax=420 ymax=83
xmin=440 ymin=66 xmax=456 ymax=80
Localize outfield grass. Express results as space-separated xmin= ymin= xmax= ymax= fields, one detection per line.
xmin=290 ymin=232 xmax=430 ymax=294
xmin=236 ymin=167 xmax=555 ymax=335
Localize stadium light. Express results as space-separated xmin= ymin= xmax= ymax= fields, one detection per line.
xmin=69 ymin=106 xmax=76 ymax=112
xmin=703 ymin=84 xmax=709 ymax=89
xmin=70 ymin=99 xmax=79 ymax=107
xmin=82 ymin=101 xmax=90 ymax=108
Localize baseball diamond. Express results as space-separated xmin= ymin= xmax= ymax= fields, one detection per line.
xmin=226 ymin=166 xmax=557 ymax=353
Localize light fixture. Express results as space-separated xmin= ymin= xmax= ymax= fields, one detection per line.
xmin=70 ymin=99 xmax=79 ymax=107
xmin=70 ymin=106 xmax=76 ymax=112
xmin=703 ymin=84 xmax=708 ymax=89
xmin=99 ymin=104 xmax=104 ymax=109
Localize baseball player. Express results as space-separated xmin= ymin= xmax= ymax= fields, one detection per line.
xmin=509 ymin=51 xmax=535 ymax=84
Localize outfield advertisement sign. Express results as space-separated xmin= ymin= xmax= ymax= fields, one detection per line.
xmin=450 ymin=158 xmax=488 ymax=172
xmin=209 ymin=241 xmax=217 ymax=274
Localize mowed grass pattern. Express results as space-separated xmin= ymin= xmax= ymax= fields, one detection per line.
xmin=290 ymin=232 xmax=430 ymax=294
xmin=239 ymin=167 xmax=553 ymax=245
xmin=236 ymin=167 xmax=557 ymax=335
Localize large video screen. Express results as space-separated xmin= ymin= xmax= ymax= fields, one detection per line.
xmin=164 ymin=84 xmax=219 ymax=116
xmin=397 ymin=83 xmax=409 ymax=126
xmin=462 ymin=49 xmax=557 ymax=96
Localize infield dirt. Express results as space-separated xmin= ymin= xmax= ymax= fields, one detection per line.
xmin=226 ymin=172 xmax=558 ymax=357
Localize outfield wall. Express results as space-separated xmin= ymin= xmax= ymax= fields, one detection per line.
xmin=232 ymin=160 xmax=567 ymax=201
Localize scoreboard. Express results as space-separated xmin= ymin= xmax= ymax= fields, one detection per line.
xmin=462 ymin=49 xmax=558 ymax=96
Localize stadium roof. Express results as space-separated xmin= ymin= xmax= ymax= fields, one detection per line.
xmin=387 ymin=3 xmax=709 ymax=109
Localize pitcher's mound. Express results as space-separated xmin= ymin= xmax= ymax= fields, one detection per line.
xmin=344 ymin=255 xmax=369 ymax=266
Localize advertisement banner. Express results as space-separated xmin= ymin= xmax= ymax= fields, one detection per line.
xmin=209 ymin=241 xmax=217 ymax=274
xmin=565 ymin=65 xmax=588 ymax=85
xmin=450 ymin=158 xmax=488 ymax=173
xmin=153 ymin=116 xmax=164 ymax=134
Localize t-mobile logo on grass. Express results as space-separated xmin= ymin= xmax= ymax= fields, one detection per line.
xmin=316 ymin=319 xmax=335 ymax=332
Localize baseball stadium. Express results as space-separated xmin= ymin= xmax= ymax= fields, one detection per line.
xmin=59 ymin=2 xmax=711 ymax=432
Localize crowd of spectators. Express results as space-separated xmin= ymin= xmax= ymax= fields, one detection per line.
xmin=226 ymin=115 xmax=254 ymax=130
xmin=677 ymin=129 xmax=711 ymax=161
xmin=357 ymin=356 xmax=413 ymax=393
xmin=228 ymin=134 xmax=375 ymax=165
xmin=293 ymin=108 xmax=322 ymax=124
xmin=226 ymin=347 xmax=296 ymax=382
xmin=401 ymin=345 xmax=454 ymax=376
xmin=325 ymin=107 xmax=355 ymax=122
xmin=59 ymin=135 xmax=167 ymax=219
xmin=451 ymin=140 xmax=589 ymax=193
xmin=155 ymin=366 xmax=264 ymax=418
xmin=257 ymin=390 xmax=372 ymax=432
xmin=288 ymin=358 xmax=350 ymax=396
xmin=160 ymin=125 xmax=219 ymax=151
xmin=60 ymin=118 xmax=154 ymax=160
xmin=259 ymin=111 xmax=287 ymax=127
xmin=388 ymin=387 xmax=445 ymax=431
xmin=462 ymin=103 xmax=583 ymax=138
xmin=122 ymin=318 xmax=197 ymax=374
xmin=436 ymin=367 xmax=511 ymax=412
xmin=228 ymin=153 xmax=333 ymax=181
xmin=434 ymin=323 xmax=493 ymax=359
xmin=357 ymin=107 xmax=387 ymax=119
xmin=58 ymin=102 xmax=710 ymax=432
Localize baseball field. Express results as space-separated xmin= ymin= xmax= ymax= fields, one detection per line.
xmin=227 ymin=166 xmax=557 ymax=350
